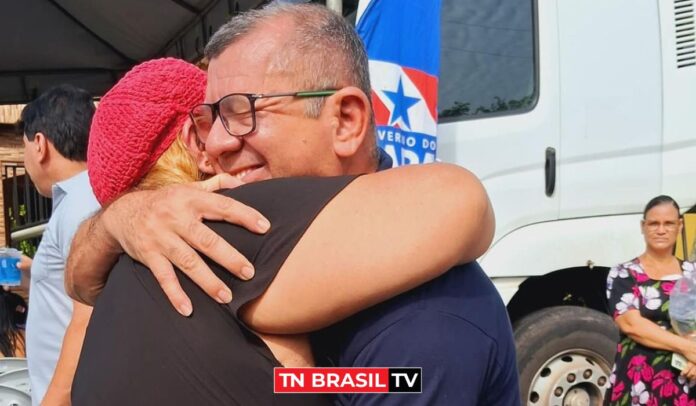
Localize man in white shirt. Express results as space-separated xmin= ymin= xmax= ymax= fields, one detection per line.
xmin=19 ymin=85 xmax=100 ymax=405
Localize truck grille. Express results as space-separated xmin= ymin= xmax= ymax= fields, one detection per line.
xmin=675 ymin=0 xmax=696 ymax=68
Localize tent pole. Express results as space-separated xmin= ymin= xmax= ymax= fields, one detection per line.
xmin=326 ymin=0 xmax=342 ymax=14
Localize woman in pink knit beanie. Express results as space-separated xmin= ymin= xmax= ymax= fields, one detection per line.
xmin=87 ymin=57 xmax=207 ymax=205
xmin=74 ymin=58 xmax=491 ymax=405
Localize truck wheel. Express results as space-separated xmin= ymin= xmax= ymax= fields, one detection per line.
xmin=514 ymin=306 xmax=619 ymax=406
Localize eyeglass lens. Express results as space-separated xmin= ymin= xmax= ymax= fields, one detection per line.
xmin=191 ymin=94 xmax=257 ymax=143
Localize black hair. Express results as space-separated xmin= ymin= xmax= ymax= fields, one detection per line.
xmin=0 ymin=291 xmax=26 ymax=357
xmin=643 ymin=195 xmax=681 ymax=219
xmin=18 ymin=84 xmax=95 ymax=162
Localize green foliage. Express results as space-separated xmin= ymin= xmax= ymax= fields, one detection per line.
xmin=6 ymin=203 xmax=38 ymax=257
xmin=440 ymin=101 xmax=471 ymax=118
xmin=439 ymin=95 xmax=535 ymax=119
xmin=18 ymin=239 xmax=37 ymax=257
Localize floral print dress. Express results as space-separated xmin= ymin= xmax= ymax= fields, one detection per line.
xmin=605 ymin=259 xmax=696 ymax=406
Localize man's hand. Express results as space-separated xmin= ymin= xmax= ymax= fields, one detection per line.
xmin=69 ymin=174 xmax=270 ymax=316
xmin=17 ymin=255 xmax=32 ymax=274
xmin=16 ymin=255 xmax=32 ymax=288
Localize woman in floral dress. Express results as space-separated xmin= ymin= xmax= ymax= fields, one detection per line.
xmin=605 ymin=195 xmax=696 ymax=406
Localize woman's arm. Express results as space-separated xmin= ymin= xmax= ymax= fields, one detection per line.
xmin=242 ymin=163 xmax=494 ymax=333
xmin=615 ymin=309 xmax=696 ymax=361
xmin=42 ymin=302 xmax=92 ymax=405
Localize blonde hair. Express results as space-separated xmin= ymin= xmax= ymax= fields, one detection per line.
xmin=135 ymin=134 xmax=201 ymax=191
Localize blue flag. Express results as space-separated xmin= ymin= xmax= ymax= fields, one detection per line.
xmin=356 ymin=0 xmax=441 ymax=166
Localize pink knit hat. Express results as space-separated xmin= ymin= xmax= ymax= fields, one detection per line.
xmin=88 ymin=58 xmax=206 ymax=205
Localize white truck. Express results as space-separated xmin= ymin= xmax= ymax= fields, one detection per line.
xmin=340 ymin=0 xmax=696 ymax=404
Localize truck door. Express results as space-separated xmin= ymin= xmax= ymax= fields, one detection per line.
xmin=556 ymin=0 xmax=662 ymax=218
xmin=437 ymin=0 xmax=561 ymax=278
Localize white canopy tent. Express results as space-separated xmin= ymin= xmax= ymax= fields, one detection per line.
xmin=0 ymin=0 xmax=264 ymax=104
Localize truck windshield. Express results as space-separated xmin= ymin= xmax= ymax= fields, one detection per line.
xmin=439 ymin=0 xmax=536 ymax=121
xmin=342 ymin=0 xmax=536 ymax=121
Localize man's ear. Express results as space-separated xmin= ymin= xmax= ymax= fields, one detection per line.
xmin=33 ymin=132 xmax=49 ymax=163
xmin=324 ymin=87 xmax=371 ymax=159
xmin=181 ymin=119 xmax=215 ymax=175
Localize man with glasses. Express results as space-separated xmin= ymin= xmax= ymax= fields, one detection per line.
xmin=66 ymin=3 xmax=519 ymax=405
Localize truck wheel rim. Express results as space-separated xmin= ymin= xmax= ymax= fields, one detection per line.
xmin=527 ymin=349 xmax=611 ymax=406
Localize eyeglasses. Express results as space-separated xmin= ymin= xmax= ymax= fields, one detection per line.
xmin=189 ymin=90 xmax=337 ymax=146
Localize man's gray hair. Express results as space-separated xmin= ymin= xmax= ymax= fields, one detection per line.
xmin=205 ymin=3 xmax=374 ymax=128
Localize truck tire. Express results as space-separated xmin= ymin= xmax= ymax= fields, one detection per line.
xmin=514 ymin=306 xmax=619 ymax=406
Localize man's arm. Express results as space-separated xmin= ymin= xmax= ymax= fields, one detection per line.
xmin=243 ymin=163 xmax=494 ymax=333
xmin=64 ymin=213 xmax=121 ymax=306
xmin=40 ymin=302 xmax=92 ymax=406
xmin=65 ymin=174 xmax=271 ymax=315
xmin=69 ymin=163 xmax=492 ymax=329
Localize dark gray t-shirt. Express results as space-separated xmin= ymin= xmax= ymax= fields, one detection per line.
xmin=73 ymin=176 xmax=356 ymax=406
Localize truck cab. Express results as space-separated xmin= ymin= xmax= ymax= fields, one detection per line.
xmin=434 ymin=0 xmax=696 ymax=404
